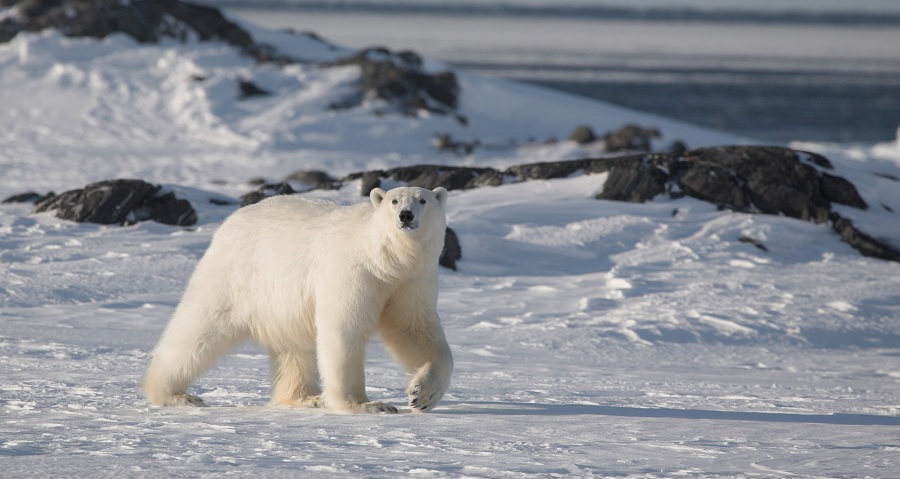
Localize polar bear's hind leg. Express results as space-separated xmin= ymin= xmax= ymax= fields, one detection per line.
xmin=142 ymin=306 xmax=243 ymax=407
xmin=270 ymin=348 xmax=323 ymax=407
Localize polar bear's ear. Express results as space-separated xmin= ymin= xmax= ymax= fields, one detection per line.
xmin=370 ymin=188 xmax=387 ymax=207
xmin=432 ymin=187 xmax=448 ymax=206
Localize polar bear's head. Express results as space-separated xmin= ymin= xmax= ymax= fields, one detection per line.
xmin=370 ymin=186 xmax=448 ymax=234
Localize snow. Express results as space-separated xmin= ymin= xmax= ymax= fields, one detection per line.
xmin=1 ymin=13 xmax=900 ymax=479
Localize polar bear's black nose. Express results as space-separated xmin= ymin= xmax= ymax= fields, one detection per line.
xmin=399 ymin=210 xmax=414 ymax=224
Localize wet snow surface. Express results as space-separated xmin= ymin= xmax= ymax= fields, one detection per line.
xmin=1 ymin=19 xmax=900 ymax=479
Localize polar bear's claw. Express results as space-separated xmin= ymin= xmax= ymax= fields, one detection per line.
xmin=408 ymin=384 xmax=438 ymax=412
xmin=362 ymin=401 xmax=398 ymax=414
xmin=164 ymin=393 xmax=205 ymax=407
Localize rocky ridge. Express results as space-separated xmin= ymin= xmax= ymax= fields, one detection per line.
xmin=8 ymin=145 xmax=895 ymax=263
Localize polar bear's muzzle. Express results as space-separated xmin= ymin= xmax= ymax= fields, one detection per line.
xmin=398 ymin=210 xmax=418 ymax=231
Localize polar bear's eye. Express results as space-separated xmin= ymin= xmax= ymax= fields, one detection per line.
xmin=391 ymin=199 xmax=398 ymax=205
xmin=419 ymin=199 xmax=426 ymax=204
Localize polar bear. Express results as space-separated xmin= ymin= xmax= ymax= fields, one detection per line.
xmin=142 ymin=187 xmax=454 ymax=413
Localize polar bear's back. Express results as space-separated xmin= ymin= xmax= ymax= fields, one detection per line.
xmin=209 ymin=195 xmax=371 ymax=269
xmin=234 ymin=194 xmax=363 ymax=224
xmin=186 ymin=196 xmax=369 ymax=318
xmin=217 ymin=195 xmax=369 ymax=244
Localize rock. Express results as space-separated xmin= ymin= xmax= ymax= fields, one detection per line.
xmin=507 ymin=160 xmax=586 ymax=181
xmin=2 ymin=191 xmax=54 ymax=204
xmin=831 ymin=213 xmax=900 ymax=262
xmin=378 ymin=165 xmax=499 ymax=192
xmin=285 ymin=170 xmax=338 ymax=190
xmin=358 ymin=171 xmax=384 ymax=197
xmin=596 ymin=162 xmax=670 ymax=203
xmin=593 ymin=146 xmax=843 ymax=222
xmin=739 ymin=235 xmax=769 ymax=252
xmin=592 ymin=154 xmax=684 ymax=203
xmin=239 ymin=191 xmax=269 ymax=208
xmin=32 ymin=179 xmax=196 ymax=226
xmin=238 ymin=79 xmax=271 ymax=99
xmin=323 ymin=47 xmax=460 ymax=117
xmin=797 ymin=150 xmax=834 ymax=170
xmin=588 ymin=145 xmax=898 ymax=262
xmin=685 ymin=146 xmax=832 ymax=222
xmin=820 ymin=172 xmax=868 ymax=209
xmin=432 ymin=134 xmax=480 ymax=155
xmin=143 ymin=191 xmax=198 ymax=226
xmin=240 ymin=182 xmax=295 ymax=207
xmin=466 ymin=170 xmax=509 ymax=189
xmin=0 ymin=0 xmax=299 ymax=63
xmin=440 ymin=227 xmax=462 ymax=271
xmin=677 ymin=164 xmax=752 ymax=211
xmin=602 ymin=124 xmax=661 ymax=152
xmin=567 ymin=125 xmax=596 ymax=144
xmin=667 ymin=140 xmax=689 ymax=155
xmin=566 ymin=123 xmax=662 ymax=151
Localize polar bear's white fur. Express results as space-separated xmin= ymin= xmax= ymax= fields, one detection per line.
xmin=142 ymin=186 xmax=453 ymax=413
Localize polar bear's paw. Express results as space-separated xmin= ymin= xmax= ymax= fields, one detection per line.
xmin=408 ymin=376 xmax=447 ymax=412
xmin=360 ymin=401 xmax=399 ymax=414
xmin=163 ymin=393 xmax=205 ymax=407
xmin=408 ymin=384 xmax=436 ymax=412
xmin=407 ymin=361 xmax=451 ymax=412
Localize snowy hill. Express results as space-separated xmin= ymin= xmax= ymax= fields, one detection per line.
xmin=1 ymin=1 xmax=899 ymax=477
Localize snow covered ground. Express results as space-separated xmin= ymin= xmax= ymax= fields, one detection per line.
xmin=1 ymin=12 xmax=900 ymax=479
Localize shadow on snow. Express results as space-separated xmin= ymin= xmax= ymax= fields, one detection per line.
xmin=437 ymin=401 xmax=900 ymax=426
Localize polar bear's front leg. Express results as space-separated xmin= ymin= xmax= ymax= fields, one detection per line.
xmin=405 ymin=329 xmax=453 ymax=412
xmin=315 ymin=300 xmax=398 ymax=414
xmin=380 ymin=312 xmax=454 ymax=412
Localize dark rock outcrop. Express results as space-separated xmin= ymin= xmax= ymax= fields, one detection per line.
xmin=285 ymin=170 xmax=339 ymax=190
xmin=589 ymin=146 xmax=868 ymax=217
xmin=2 ymin=191 xmax=54 ymax=204
xmin=238 ymin=78 xmax=272 ymax=99
xmin=240 ymin=182 xmax=295 ymax=207
xmin=831 ymin=214 xmax=900 ymax=262
xmin=432 ymin=134 xmax=480 ymax=155
xmin=567 ymin=125 xmax=596 ymax=144
xmin=675 ymin=146 xmax=832 ymax=221
xmin=0 ymin=0 xmax=287 ymax=61
xmin=602 ymin=124 xmax=661 ymax=152
xmin=440 ymin=227 xmax=462 ymax=271
xmin=565 ymin=123 xmax=662 ymax=152
xmin=598 ymin=161 xmax=672 ymax=203
xmin=323 ymin=47 xmax=461 ymax=119
xmin=348 ymin=164 xmax=501 ymax=196
xmin=32 ymin=179 xmax=196 ymax=226
xmin=592 ymin=145 xmax=898 ymax=261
